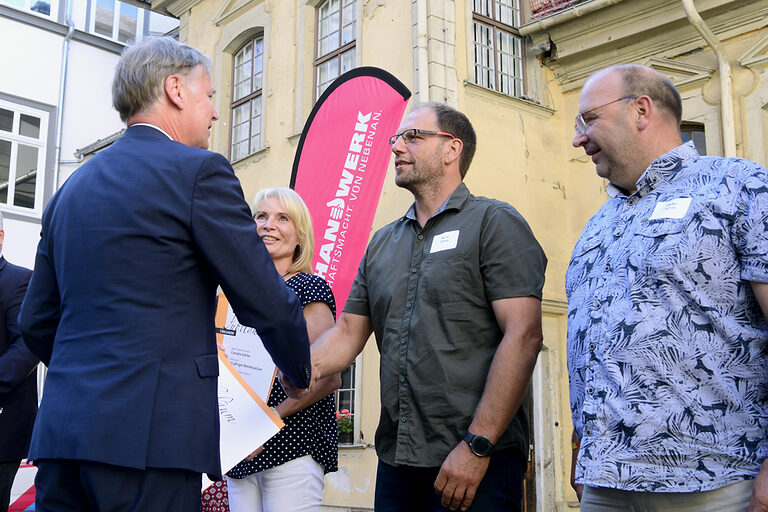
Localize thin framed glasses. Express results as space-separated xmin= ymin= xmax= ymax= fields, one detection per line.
xmin=574 ymin=95 xmax=637 ymax=134
xmin=388 ymin=128 xmax=457 ymax=146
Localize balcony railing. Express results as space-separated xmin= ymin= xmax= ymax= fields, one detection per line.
xmin=529 ymin=0 xmax=586 ymax=19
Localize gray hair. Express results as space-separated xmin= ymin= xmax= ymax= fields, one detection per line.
xmin=0 ymin=211 xmax=4 ymax=230
xmin=112 ymin=36 xmax=212 ymax=123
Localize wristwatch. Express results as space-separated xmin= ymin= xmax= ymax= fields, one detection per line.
xmin=463 ymin=431 xmax=494 ymax=457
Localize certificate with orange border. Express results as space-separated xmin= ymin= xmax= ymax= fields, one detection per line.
xmin=204 ymin=294 xmax=283 ymax=488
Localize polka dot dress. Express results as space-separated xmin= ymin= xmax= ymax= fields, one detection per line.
xmin=227 ymin=272 xmax=339 ymax=479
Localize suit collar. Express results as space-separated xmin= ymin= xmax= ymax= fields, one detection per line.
xmin=124 ymin=124 xmax=177 ymax=142
xmin=0 ymin=256 xmax=6 ymax=272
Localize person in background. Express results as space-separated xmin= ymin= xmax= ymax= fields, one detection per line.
xmin=568 ymin=63 xmax=768 ymax=512
xmin=0 ymin=212 xmax=36 ymax=512
xmin=226 ymin=187 xmax=340 ymax=512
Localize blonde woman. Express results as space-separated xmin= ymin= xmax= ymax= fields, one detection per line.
xmin=226 ymin=187 xmax=340 ymax=511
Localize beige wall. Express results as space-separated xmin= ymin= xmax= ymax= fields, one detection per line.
xmin=169 ymin=0 xmax=768 ymax=509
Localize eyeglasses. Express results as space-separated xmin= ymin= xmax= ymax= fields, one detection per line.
xmin=388 ymin=128 xmax=457 ymax=146
xmin=574 ymin=95 xmax=637 ymax=134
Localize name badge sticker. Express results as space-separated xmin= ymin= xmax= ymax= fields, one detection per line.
xmin=430 ymin=230 xmax=460 ymax=253
xmin=649 ymin=198 xmax=692 ymax=220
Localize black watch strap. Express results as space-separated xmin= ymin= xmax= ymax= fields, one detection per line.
xmin=463 ymin=431 xmax=494 ymax=457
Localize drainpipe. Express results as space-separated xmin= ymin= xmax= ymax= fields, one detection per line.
xmin=680 ymin=0 xmax=736 ymax=157
xmin=53 ymin=0 xmax=75 ymax=193
xmin=416 ymin=0 xmax=429 ymax=103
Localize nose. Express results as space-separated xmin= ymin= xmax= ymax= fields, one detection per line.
xmin=391 ymin=135 xmax=406 ymax=155
xmin=572 ymin=128 xmax=588 ymax=148
xmin=212 ymin=108 xmax=220 ymax=121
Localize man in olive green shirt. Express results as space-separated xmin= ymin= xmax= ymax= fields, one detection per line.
xmin=287 ymin=102 xmax=546 ymax=511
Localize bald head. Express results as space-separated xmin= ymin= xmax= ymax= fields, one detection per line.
xmin=588 ymin=65 xmax=682 ymax=128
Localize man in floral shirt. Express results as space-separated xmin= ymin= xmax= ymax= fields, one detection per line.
xmin=568 ymin=64 xmax=768 ymax=511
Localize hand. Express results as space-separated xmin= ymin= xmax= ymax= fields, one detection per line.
xmin=277 ymin=369 xmax=311 ymax=399
xmin=433 ymin=441 xmax=490 ymax=511
xmin=572 ymin=482 xmax=584 ymax=502
xmin=749 ymin=460 xmax=768 ymax=511
xmin=216 ymin=340 xmax=229 ymax=359
xmin=244 ymin=446 xmax=263 ymax=461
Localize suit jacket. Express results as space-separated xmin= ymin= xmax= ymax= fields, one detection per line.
xmin=19 ymin=125 xmax=311 ymax=478
xmin=0 ymin=257 xmax=35 ymax=463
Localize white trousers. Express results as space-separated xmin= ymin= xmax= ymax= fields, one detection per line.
xmin=226 ymin=455 xmax=325 ymax=512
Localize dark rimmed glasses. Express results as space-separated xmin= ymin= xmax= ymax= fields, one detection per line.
xmin=574 ymin=95 xmax=637 ymax=134
xmin=388 ymin=128 xmax=457 ymax=146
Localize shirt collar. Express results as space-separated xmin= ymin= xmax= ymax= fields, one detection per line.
xmin=404 ymin=183 xmax=469 ymax=221
xmin=606 ymin=141 xmax=699 ymax=199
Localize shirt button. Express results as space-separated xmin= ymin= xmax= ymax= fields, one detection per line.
xmin=405 ymin=302 xmax=412 ymax=309
xmin=604 ymin=263 xmax=611 ymax=272
xmin=586 ymin=429 xmax=592 ymax=436
xmin=400 ymin=376 xmax=406 ymax=383
xmin=588 ymin=387 xmax=594 ymax=394
xmin=594 ymin=300 xmax=602 ymax=310
xmin=400 ymin=338 xmax=407 ymax=345
xmin=589 ymin=343 xmax=596 ymax=351
xmin=411 ymin=267 xmax=418 ymax=273
xmin=401 ymin=416 xmax=407 ymax=422
xmin=417 ymin=234 xmax=424 ymax=240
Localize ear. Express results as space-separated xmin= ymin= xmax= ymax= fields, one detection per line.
xmin=443 ymin=138 xmax=464 ymax=166
xmin=164 ymin=74 xmax=185 ymax=110
xmin=634 ymin=95 xmax=653 ymax=131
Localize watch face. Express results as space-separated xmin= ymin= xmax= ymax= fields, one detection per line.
xmin=472 ymin=435 xmax=492 ymax=456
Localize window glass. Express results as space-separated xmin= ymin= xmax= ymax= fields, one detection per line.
xmin=14 ymin=145 xmax=37 ymax=208
xmin=95 ymin=0 xmax=115 ymax=38
xmin=315 ymin=0 xmax=356 ymax=99
xmin=118 ymin=2 xmax=139 ymax=43
xmin=0 ymin=100 xmax=47 ymax=213
xmin=250 ymin=100 xmax=261 ymax=152
xmin=680 ymin=123 xmax=706 ymax=155
xmin=230 ymin=36 xmax=264 ymax=161
xmin=30 ymin=0 xmax=50 ymax=15
xmin=233 ymin=42 xmax=253 ymax=102
xmin=148 ymin=11 xmax=179 ymax=36
xmin=0 ymin=109 xmax=12 ymax=133
xmin=336 ymin=365 xmax=356 ymax=444
xmin=20 ymin=114 xmax=40 ymax=139
xmin=0 ymin=140 xmax=10 ymax=204
xmin=472 ymin=0 xmax=524 ymax=98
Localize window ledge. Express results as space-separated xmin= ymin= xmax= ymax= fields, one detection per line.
xmin=0 ymin=207 xmax=42 ymax=222
xmin=463 ymin=81 xmax=556 ymax=119
xmin=338 ymin=442 xmax=371 ymax=451
xmin=231 ymin=145 xmax=270 ymax=168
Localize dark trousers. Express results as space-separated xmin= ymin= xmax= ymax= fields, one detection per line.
xmin=0 ymin=460 xmax=21 ymax=512
xmin=374 ymin=448 xmax=525 ymax=512
xmin=34 ymin=459 xmax=202 ymax=512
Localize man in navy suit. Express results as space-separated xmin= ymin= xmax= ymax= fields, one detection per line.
xmin=19 ymin=37 xmax=312 ymax=511
xmin=0 ymin=212 xmax=36 ymax=512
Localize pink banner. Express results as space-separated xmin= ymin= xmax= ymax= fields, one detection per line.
xmin=292 ymin=68 xmax=411 ymax=308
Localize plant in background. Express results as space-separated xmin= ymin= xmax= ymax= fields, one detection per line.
xmin=336 ymin=409 xmax=353 ymax=434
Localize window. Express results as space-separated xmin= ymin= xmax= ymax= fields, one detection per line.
xmin=315 ymin=0 xmax=356 ymax=98
xmin=91 ymin=0 xmax=145 ymax=44
xmin=472 ymin=0 xmax=524 ymax=97
xmin=230 ymin=37 xmax=264 ymax=161
xmin=680 ymin=122 xmax=706 ymax=155
xmin=1 ymin=0 xmax=55 ymax=17
xmin=335 ymin=363 xmax=356 ymax=444
xmin=0 ymin=100 xmax=48 ymax=213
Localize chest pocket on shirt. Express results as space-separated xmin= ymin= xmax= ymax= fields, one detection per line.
xmin=635 ymin=219 xmax=687 ymax=276
xmin=566 ymin=234 xmax=603 ymax=297
xmin=420 ymin=248 xmax=474 ymax=305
